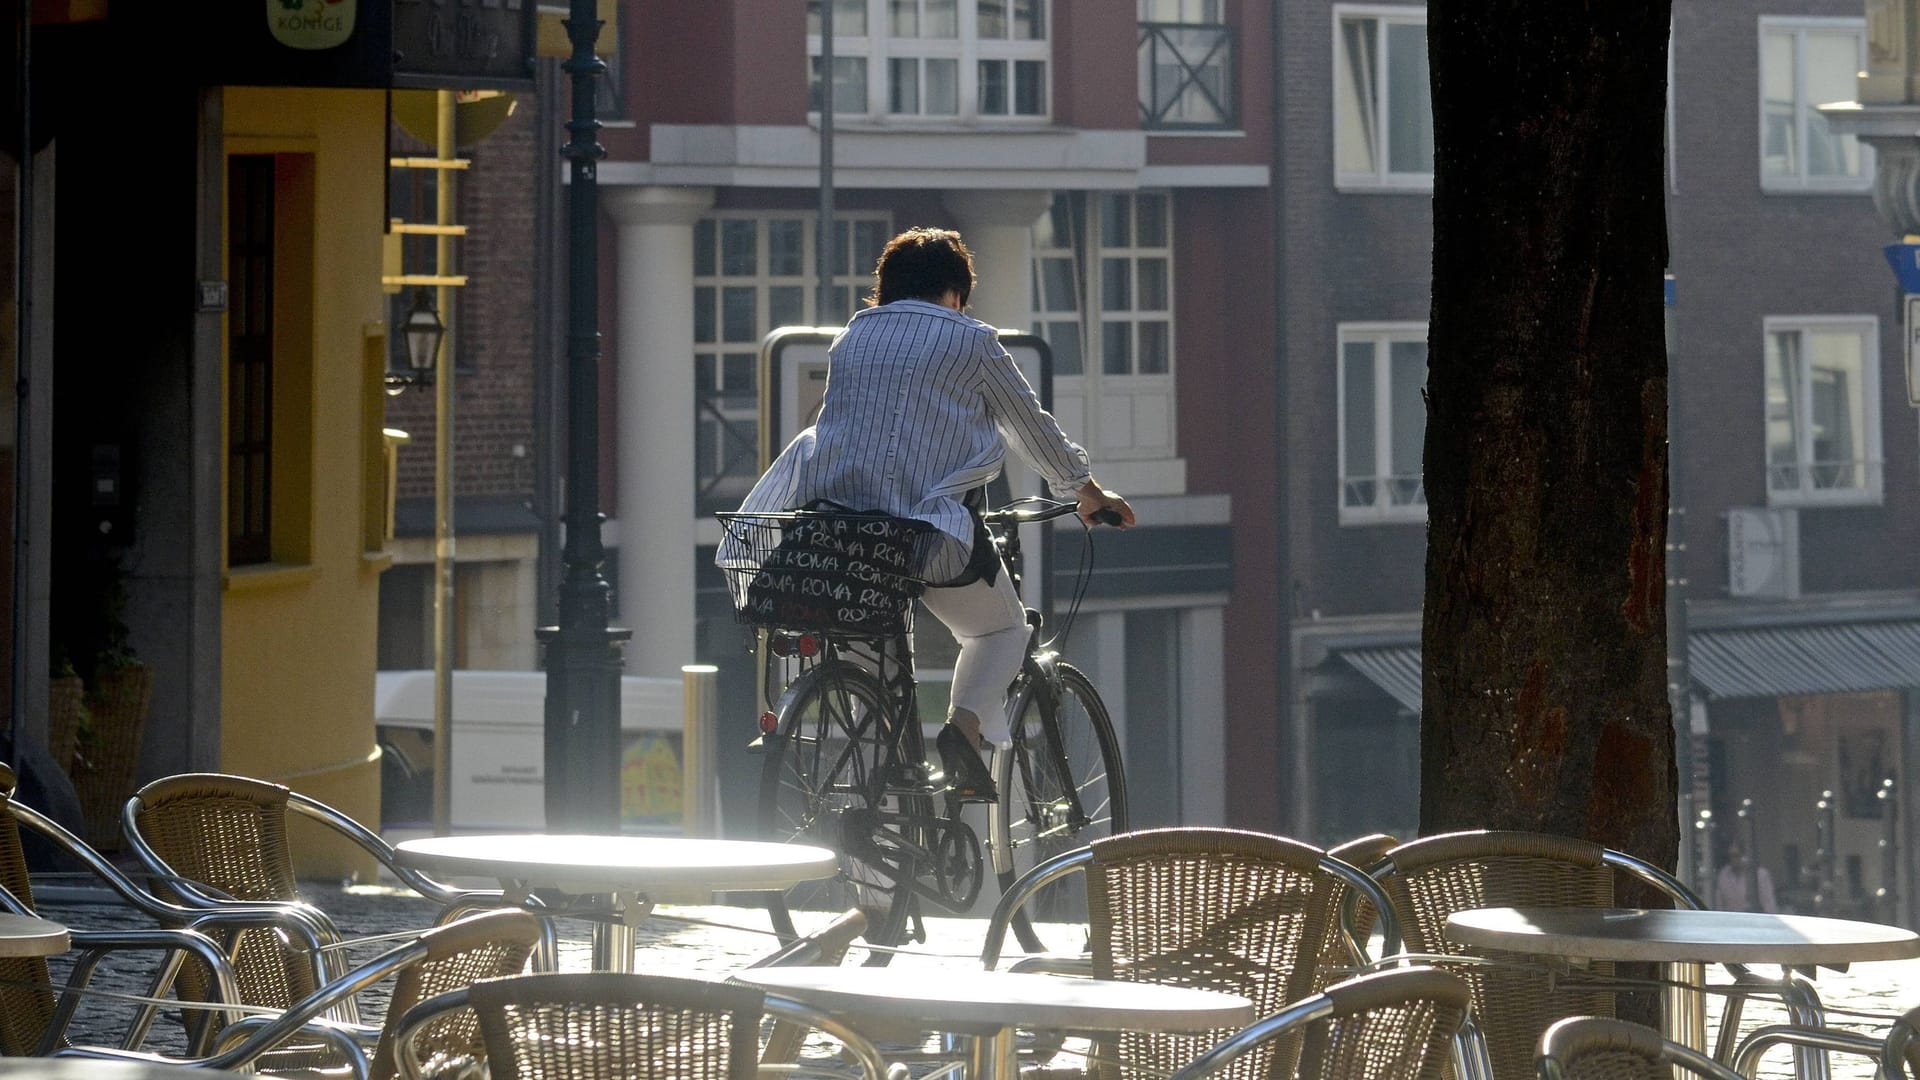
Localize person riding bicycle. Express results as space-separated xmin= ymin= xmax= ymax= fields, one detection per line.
xmin=726 ymin=226 xmax=1135 ymax=802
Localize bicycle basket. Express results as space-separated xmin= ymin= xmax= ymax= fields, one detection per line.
xmin=716 ymin=509 xmax=937 ymax=636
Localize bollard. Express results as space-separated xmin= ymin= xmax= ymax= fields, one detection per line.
xmin=681 ymin=665 xmax=720 ymax=838
xmin=1877 ymin=778 xmax=1899 ymax=925
xmin=1813 ymin=790 xmax=1837 ymax=915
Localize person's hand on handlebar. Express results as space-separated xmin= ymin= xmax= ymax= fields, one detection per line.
xmin=1076 ymin=478 xmax=1136 ymax=529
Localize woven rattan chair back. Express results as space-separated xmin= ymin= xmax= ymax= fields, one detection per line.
xmin=1085 ymin=827 xmax=1344 ymax=1080
xmin=127 ymin=773 xmax=316 ymax=1016
xmin=366 ymin=908 xmax=542 ymax=1080
xmin=1378 ymin=831 xmax=1617 ymax=1080
xmin=1537 ymin=1017 xmax=1744 ymax=1080
xmin=0 ymin=765 xmax=56 ymax=1055
xmin=466 ymin=972 xmax=765 ymax=1080
xmin=1297 ymin=966 xmax=1472 ymax=1080
xmin=1314 ymin=832 xmax=1398 ymax=994
xmin=750 ymin=907 xmax=868 ymax=1067
xmin=1887 ymin=1005 xmax=1920 ymax=1080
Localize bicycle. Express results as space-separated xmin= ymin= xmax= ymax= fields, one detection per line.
xmin=716 ymin=497 xmax=1129 ymax=961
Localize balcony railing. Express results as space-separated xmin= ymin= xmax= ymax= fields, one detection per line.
xmin=1138 ymin=21 xmax=1236 ymax=130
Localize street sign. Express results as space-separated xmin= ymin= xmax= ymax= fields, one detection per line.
xmin=1887 ymin=243 xmax=1920 ymax=294
xmin=1908 ymin=294 xmax=1920 ymax=406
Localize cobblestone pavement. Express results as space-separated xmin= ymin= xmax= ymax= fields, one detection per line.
xmin=28 ymin=880 xmax=1920 ymax=1079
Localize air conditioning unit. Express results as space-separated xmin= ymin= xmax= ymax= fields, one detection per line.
xmin=1726 ymin=507 xmax=1799 ymax=599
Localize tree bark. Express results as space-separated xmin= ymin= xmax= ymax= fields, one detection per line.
xmin=1422 ymin=0 xmax=1678 ymax=873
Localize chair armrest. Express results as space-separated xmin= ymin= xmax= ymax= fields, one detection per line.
xmin=980 ymin=846 xmax=1095 ymax=969
xmin=40 ymin=928 xmax=247 ymax=1055
xmin=52 ymin=1017 xmax=370 ymax=1078
xmin=761 ymin=994 xmax=895 ymax=1080
xmin=286 ymin=790 xmax=495 ymax=906
xmin=393 ymin=986 xmax=473 ymax=1080
xmin=1166 ymin=995 xmax=1335 ymax=1080
xmin=1731 ymin=1023 xmax=1882 ymax=1077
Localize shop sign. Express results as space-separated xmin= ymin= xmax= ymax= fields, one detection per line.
xmin=393 ymin=0 xmax=537 ymax=91
xmin=268 ymin=0 xmax=356 ymax=51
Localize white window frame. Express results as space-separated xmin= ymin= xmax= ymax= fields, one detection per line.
xmin=692 ymin=211 xmax=893 ymax=510
xmin=809 ymin=0 xmax=1052 ymax=124
xmin=1337 ymin=322 xmax=1428 ymax=525
xmin=1029 ymin=191 xmax=1178 ymax=463
xmin=1332 ymin=4 xmax=1433 ymax=193
xmin=1762 ymin=315 xmax=1883 ymax=508
xmin=1757 ymin=17 xmax=1873 ymax=194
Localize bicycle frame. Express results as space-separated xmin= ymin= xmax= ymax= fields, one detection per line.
xmin=765 ymin=628 xmax=986 ymax=915
xmin=987 ymin=505 xmax=1096 ymax=835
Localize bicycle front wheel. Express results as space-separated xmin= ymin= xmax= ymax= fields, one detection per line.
xmin=992 ymin=660 xmax=1129 ymax=953
xmin=758 ymin=658 xmax=920 ymax=960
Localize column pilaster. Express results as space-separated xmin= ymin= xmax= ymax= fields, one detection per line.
xmin=603 ymin=185 xmax=716 ymax=677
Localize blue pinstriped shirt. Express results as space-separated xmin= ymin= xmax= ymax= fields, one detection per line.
xmin=732 ymin=299 xmax=1092 ymax=551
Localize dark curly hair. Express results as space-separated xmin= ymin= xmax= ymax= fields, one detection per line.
xmin=868 ymin=227 xmax=975 ymax=308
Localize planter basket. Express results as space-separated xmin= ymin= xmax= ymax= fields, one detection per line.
xmin=47 ymin=675 xmax=87 ymax=774
xmin=71 ymin=663 xmax=153 ymax=852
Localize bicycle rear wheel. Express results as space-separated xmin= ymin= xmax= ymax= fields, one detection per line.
xmin=758 ymin=658 xmax=922 ymax=961
xmin=992 ymin=661 xmax=1129 ymax=954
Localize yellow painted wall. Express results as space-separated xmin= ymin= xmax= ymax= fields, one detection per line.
xmin=220 ymin=87 xmax=390 ymax=880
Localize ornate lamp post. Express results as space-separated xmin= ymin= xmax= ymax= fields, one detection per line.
xmin=538 ymin=0 xmax=628 ymax=830
xmin=385 ymin=289 xmax=444 ymax=395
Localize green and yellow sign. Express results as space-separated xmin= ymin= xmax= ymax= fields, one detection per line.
xmin=268 ymin=0 xmax=356 ymax=50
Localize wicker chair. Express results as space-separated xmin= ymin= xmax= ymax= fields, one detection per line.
xmin=1165 ymin=966 xmax=1476 ymax=1080
xmin=1367 ymin=830 xmax=1818 ymax=1080
xmin=1536 ymin=1017 xmax=1744 ymax=1080
xmin=743 ymin=907 xmax=869 ymax=1068
xmin=55 ymin=907 xmax=541 ymax=1079
xmin=0 ymin=761 xmax=264 ymax=1056
xmin=981 ymin=826 xmax=1403 ymax=1080
xmin=390 ymin=971 xmax=893 ymax=1080
xmin=121 ymin=771 xmax=552 ymax=1045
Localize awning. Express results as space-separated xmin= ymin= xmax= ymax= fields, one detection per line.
xmin=1332 ymin=620 xmax=1920 ymax=710
xmin=1338 ymin=647 xmax=1424 ymax=713
xmin=1687 ymin=621 xmax=1920 ymax=700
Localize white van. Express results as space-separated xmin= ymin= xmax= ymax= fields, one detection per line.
xmin=374 ymin=670 xmax=684 ymax=835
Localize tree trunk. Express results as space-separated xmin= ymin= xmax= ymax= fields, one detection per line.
xmin=1423 ymin=0 xmax=1677 ymax=872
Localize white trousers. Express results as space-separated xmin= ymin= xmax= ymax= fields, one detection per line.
xmin=921 ymin=555 xmax=1027 ymax=748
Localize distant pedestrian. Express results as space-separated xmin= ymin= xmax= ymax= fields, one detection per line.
xmin=1714 ymin=843 xmax=1778 ymax=913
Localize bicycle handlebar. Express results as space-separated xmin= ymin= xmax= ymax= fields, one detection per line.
xmin=979 ymin=498 xmax=1123 ymax=528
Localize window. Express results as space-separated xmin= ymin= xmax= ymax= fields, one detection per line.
xmin=808 ymin=0 xmax=1049 ymax=121
xmin=692 ymin=213 xmax=892 ymax=513
xmin=1138 ymin=0 xmax=1235 ymax=130
xmin=1338 ymin=323 xmax=1427 ymax=524
xmin=1333 ymin=6 xmax=1433 ymax=191
xmin=1764 ymin=317 xmax=1882 ymax=506
xmin=1030 ymin=192 xmax=1176 ymax=461
xmin=228 ymin=155 xmax=275 ymax=566
xmin=1760 ymin=19 xmax=1871 ymax=192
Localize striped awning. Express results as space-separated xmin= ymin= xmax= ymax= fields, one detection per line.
xmin=1333 ymin=620 xmax=1920 ymax=711
xmin=1338 ymin=647 xmax=1424 ymax=713
xmin=1687 ymin=621 xmax=1920 ymax=700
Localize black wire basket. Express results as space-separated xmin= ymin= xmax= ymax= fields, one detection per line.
xmin=716 ymin=509 xmax=938 ymax=637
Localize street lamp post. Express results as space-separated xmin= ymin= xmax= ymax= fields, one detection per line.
xmin=539 ymin=0 xmax=627 ymax=831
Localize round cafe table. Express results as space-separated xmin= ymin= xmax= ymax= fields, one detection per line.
xmin=735 ymin=967 xmax=1256 ymax=1080
xmin=0 ymin=1061 xmax=239 ymax=1077
xmin=0 ymin=914 xmax=69 ymax=957
xmin=395 ymin=834 xmax=838 ymax=971
xmin=1446 ymin=907 xmax=1920 ymax=1080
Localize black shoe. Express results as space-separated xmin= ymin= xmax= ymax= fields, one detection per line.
xmin=935 ymin=724 xmax=999 ymax=803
